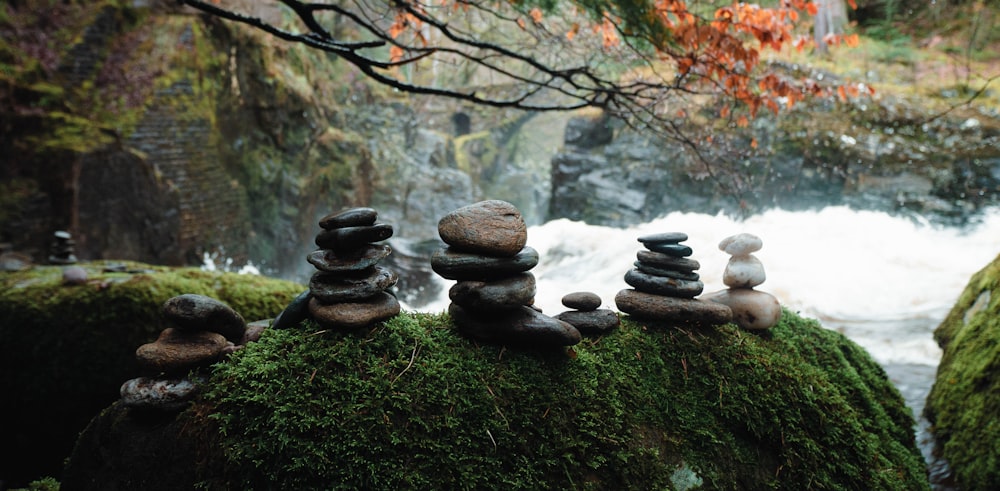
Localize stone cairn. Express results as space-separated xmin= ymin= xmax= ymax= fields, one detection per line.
xmin=298 ymin=207 xmax=401 ymax=331
xmin=615 ymin=232 xmax=733 ymax=326
xmin=702 ymin=233 xmax=782 ymax=330
xmin=48 ymin=230 xmax=77 ymax=265
xmin=431 ymin=200 xmax=581 ymax=348
xmin=554 ymin=291 xmax=620 ymax=336
xmin=120 ymin=294 xmax=265 ymax=412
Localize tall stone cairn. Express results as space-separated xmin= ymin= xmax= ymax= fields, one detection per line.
xmin=304 ymin=207 xmax=401 ymax=330
xmin=432 ymin=200 xmax=581 ymax=348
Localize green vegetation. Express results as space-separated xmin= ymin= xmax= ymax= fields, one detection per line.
xmin=926 ymin=253 xmax=1000 ymax=491
xmin=175 ymin=309 xmax=929 ymax=490
xmin=0 ymin=262 xmax=304 ymax=487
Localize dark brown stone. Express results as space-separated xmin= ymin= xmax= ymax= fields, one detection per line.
xmin=614 ymin=289 xmax=732 ymax=326
xmin=561 ymin=291 xmax=602 ymax=311
xmin=437 ymin=200 xmax=527 ymax=257
xmin=449 ymin=303 xmax=581 ymax=347
xmin=162 ymin=294 xmax=246 ymax=342
xmin=319 ymin=207 xmax=378 ymax=229
xmin=306 ymin=244 xmax=391 ymax=272
xmin=135 ymin=328 xmax=229 ymax=375
xmin=448 ymin=273 xmax=536 ymax=311
xmin=633 ymin=261 xmax=700 ymax=281
xmin=431 ymin=246 xmax=539 ymax=280
xmin=314 ymin=223 xmax=393 ymax=250
xmin=271 ymin=290 xmax=311 ymax=330
xmin=310 ymin=266 xmax=398 ymax=303
xmin=554 ymin=309 xmax=620 ymax=335
xmin=636 ymin=250 xmax=700 ymax=272
xmin=308 ymin=292 xmax=400 ymax=330
xmin=624 ymin=269 xmax=704 ymax=298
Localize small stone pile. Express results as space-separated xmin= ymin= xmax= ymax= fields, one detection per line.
xmin=48 ymin=230 xmax=77 ymax=265
xmin=305 ymin=207 xmax=401 ymax=330
xmin=432 ymin=200 xmax=580 ymax=348
xmin=121 ymin=294 xmax=265 ymax=411
xmin=615 ymin=232 xmax=732 ymax=326
xmin=702 ymin=233 xmax=782 ymax=330
xmin=554 ymin=292 xmax=620 ymax=336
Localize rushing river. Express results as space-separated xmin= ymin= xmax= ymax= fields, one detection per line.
xmin=415 ymin=205 xmax=1000 ymax=487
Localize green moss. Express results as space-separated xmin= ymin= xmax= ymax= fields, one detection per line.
xmin=0 ymin=262 xmax=304 ymax=487
xmin=926 ymin=253 xmax=1000 ymax=491
xmin=190 ymin=309 xmax=927 ymax=490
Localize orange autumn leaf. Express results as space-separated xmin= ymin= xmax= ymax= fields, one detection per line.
xmin=529 ymin=7 xmax=543 ymax=23
xmin=845 ymin=33 xmax=860 ymax=47
xmin=750 ymin=137 xmax=758 ymax=149
xmin=720 ymin=105 xmax=730 ymax=118
xmin=389 ymin=45 xmax=405 ymax=62
xmin=566 ymin=23 xmax=580 ymax=41
xmin=737 ymin=115 xmax=749 ymax=127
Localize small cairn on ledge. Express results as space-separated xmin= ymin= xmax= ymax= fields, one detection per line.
xmin=701 ymin=233 xmax=782 ymax=330
xmin=554 ymin=291 xmax=620 ymax=336
xmin=120 ymin=294 xmax=264 ymax=412
xmin=615 ymin=232 xmax=733 ymax=326
xmin=432 ymin=200 xmax=581 ymax=348
xmin=302 ymin=207 xmax=401 ymax=330
xmin=48 ymin=230 xmax=77 ymax=265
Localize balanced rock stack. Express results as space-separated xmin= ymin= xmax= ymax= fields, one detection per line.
xmin=121 ymin=294 xmax=261 ymax=411
xmin=48 ymin=230 xmax=77 ymax=265
xmin=432 ymin=200 xmax=581 ymax=348
xmin=304 ymin=207 xmax=401 ymax=330
xmin=554 ymin=292 xmax=620 ymax=336
xmin=702 ymin=233 xmax=782 ymax=330
xmin=615 ymin=232 xmax=732 ymax=326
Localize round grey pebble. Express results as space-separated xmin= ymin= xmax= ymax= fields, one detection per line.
xmin=561 ymin=291 xmax=602 ymax=311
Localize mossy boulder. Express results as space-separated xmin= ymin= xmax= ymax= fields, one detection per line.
xmin=64 ymin=309 xmax=928 ymax=490
xmin=0 ymin=262 xmax=304 ymax=487
xmin=926 ymin=252 xmax=1000 ymax=490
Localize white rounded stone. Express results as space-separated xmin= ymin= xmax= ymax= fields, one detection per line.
xmin=700 ymin=288 xmax=781 ymax=330
xmin=718 ymin=233 xmax=763 ymax=256
xmin=723 ymin=254 xmax=766 ymax=288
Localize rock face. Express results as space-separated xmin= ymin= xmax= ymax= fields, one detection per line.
xmin=615 ymin=232 xmax=733 ymax=326
xmin=63 ymin=311 xmax=931 ymax=490
xmin=925 ymin=252 xmax=1000 ymax=491
xmin=434 ymin=200 xmax=580 ymax=347
xmin=304 ymin=208 xmax=400 ymax=330
xmin=701 ymin=233 xmax=781 ymax=330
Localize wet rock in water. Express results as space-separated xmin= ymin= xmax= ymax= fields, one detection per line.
xmin=119 ymin=376 xmax=200 ymax=411
xmin=448 ymin=273 xmax=536 ymax=311
xmin=615 ymin=232 xmax=731 ymax=326
xmin=271 ymin=290 xmax=312 ymax=330
xmin=319 ymin=207 xmax=378 ymax=230
xmin=450 ymin=303 xmax=581 ymax=347
xmin=307 ymin=292 xmax=401 ymax=330
xmin=437 ymin=200 xmax=528 ymax=257
xmin=615 ymin=289 xmax=733 ymax=325
xmin=554 ymin=309 xmax=620 ymax=335
xmin=162 ymin=293 xmax=246 ymax=343
xmin=135 ymin=328 xmax=229 ymax=375
xmin=62 ymin=266 xmax=89 ymax=285
xmin=561 ymin=291 xmax=602 ymax=311
xmin=307 ymin=244 xmax=392 ymax=273
xmin=703 ymin=233 xmax=780 ymax=330
xmin=431 ymin=246 xmax=539 ymax=280
xmin=315 ymin=223 xmax=394 ymax=250
xmin=310 ymin=267 xmax=398 ymax=304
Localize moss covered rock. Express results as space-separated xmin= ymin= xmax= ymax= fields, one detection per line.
xmin=0 ymin=262 xmax=304 ymax=487
xmin=64 ymin=309 xmax=928 ymax=490
xmin=926 ymin=252 xmax=1000 ymax=490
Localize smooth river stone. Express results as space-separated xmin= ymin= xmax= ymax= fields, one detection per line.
xmin=719 ymin=233 xmax=763 ymax=256
xmin=449 ymin=273 xmax=536 ymax=311
xmin=561 ymin=291 xmax=602 ymax=311
xmin=270 ymin=290 xmax=312 ymax=330
xmin=310 ymin=266 xmax=398 ymax=303
xmin=307 ymin=244 xmax=391 ymax=272
xmin=437 ymin=200 xmax=527 ymax=257
xmin=636 ymin=250 xmax=700 ymax=272
xmin=308 ymin=292 xmax=400 ymax=330
xmin=614 ymin=289 xmax=733 ymax=325
xmin=723 ymin=254 xmax=766 ymax=288
xmin=644 ymin=242 xmax=693 ymax=257
xmin=120 ymin=377 xmax=199 ymax=411
xmin=431 ymin=246 xmax=538 ymax=280
xmin=700 ymin=288 xmax=781 ymax=330
xmin=637 ymin=232 xmax=688 ymax=245
xmin=315 ymin=223 xmax=393 ymax=250
xmin=319 ymin=207 xmax=377 ymax=230
xmin=633 ymin=261 xmax=700 ymax=281
xmin=162 ymin=294 xmax=246 ymax=343
xmin=449 ymin=303 xmax=581 ymax=347
xmin=624 ymin=268 xmax=704 ymax=298
xmin=554 ymin=309 xmax=620 ymax=335
xmin=135 ymin=328 xmax=229 ymax=375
